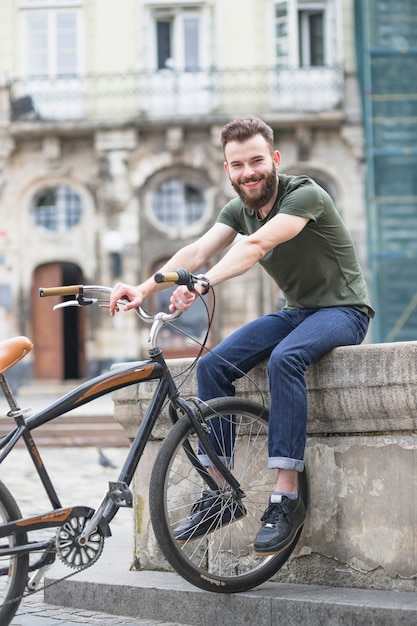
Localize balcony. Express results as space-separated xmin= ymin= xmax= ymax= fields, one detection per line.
xmin=7 ymin=65 xmax=343 ymax=125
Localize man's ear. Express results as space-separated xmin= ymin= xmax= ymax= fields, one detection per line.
xmin=223 ymin=161 xmax=229 ymax=176
xmin=273 ymin=150 xmax=281 ymax=168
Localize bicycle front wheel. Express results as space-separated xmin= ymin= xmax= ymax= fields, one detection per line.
xmin=0 ymin=480 xmax=29 ymax=625
xmin=150 ymin=397 xmax=307 ymax=593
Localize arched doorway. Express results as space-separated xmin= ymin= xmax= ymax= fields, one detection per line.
xmin=31 ymin=262 xmax=86 ymax=380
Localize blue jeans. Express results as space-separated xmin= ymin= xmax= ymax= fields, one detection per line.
xmin=196 ymin=306 xmax=369 ymax=471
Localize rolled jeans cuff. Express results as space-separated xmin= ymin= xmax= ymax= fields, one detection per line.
xmin=197 ymin=454 xmax=234 ymax=470
xmin=268 ymin=456 xmax=304 ymax=472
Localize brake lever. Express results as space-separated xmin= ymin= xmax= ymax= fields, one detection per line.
xmin=53 ymin=297 xmax=97 ymax=310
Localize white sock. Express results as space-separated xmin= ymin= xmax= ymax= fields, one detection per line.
xmin=271 ymin=491 xmax=298 ymax=503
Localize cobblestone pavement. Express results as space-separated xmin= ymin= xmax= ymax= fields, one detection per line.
xmin=0 ymin=446 xmax=193 ymax=626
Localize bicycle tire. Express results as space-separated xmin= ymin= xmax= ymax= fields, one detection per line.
xmin=0 ymin=480 xmax=29 ymax=625
xmin=150 ymin=397 xmax=307 ymax=593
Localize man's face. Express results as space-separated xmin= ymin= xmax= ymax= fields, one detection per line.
xmin=224 ymin=134 xmax=281 ymax=211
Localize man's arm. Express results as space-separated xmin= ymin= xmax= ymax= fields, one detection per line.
xmin=109 ymin=222 xmax=236 ymax=315
xmin=205 ymin=213 xmax=309 ymax=286
xmin=168 ymin=213 xmax=309 ymax=312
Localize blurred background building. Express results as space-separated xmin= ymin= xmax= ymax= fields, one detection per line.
xmin=0 ymin=0 xmax=415 ymax=385
xmin=355 ymin=0 xmax=417 ymax=344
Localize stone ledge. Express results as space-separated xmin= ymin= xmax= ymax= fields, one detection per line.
xmin=112 ymin=341 xmax=417 ymax=591
xmin=306 ymin=341 xmax=417 ymax=433
xmin=113 ymin=341 xmax=417 ymax=437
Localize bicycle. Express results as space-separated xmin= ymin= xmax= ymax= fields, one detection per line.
xmin=0 ymin=270 xmax=307 ymax=625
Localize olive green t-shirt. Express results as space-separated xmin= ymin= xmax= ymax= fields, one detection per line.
xmin=217 ymin=174 xmax=374 ymax=318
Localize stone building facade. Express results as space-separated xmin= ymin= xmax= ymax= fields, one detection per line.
xmin=0 ymin=0 xmax=369 ymax=383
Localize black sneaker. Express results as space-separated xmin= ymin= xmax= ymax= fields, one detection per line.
xmin=253 ymin=495 xmax=306 ymax=556
xmin=173 ymin=490 xmax=246 ymax=543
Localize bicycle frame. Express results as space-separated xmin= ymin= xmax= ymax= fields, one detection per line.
xmin=0 ymin=349 xmax=240 ymax=568
xmin=0 ymin=275 xmax=243 ymax=591
xmin=0 ymin=353 xmax=166 ymax=559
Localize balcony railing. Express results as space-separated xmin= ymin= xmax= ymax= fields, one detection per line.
xmin=8 ymin=65 xmax=344 ymax=124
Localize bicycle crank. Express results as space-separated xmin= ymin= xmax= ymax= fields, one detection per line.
xmin=56 ymin=513 xmax=105 ymax=569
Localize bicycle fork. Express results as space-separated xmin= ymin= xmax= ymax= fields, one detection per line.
xmin=175 ymin=397 xmax=245 ymax=499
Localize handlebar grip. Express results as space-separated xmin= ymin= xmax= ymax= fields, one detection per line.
xmin=39 ymin=285 xmax=83 ymax=297
xmin=154 ymin=268 xmax=190 ymax=285
xmin=154 ymin=272 xmax=179 ymax=284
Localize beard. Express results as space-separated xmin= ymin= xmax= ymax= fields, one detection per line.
xmin=230 ymin=165 xmax=278 ymax=212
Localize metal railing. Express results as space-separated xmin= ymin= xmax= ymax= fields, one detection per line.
xmin=8 ymin=65 xmax=344 ymax=124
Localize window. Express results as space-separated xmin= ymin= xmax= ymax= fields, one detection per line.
xmin=154 ymin=7 xmax=201 ymax=71
xmin=273 ymin=1 xmax=335 ymax=67
xmin=271 ymin=0 xmax=341 ymax=111
xmin=31 ymin=186 xmax=83 ymax=232
xmin=153 ymin=179 xmax=205 ymax=228
xmin=24 ymin=9 xmax=80 ymax=77
xmin=157 ymin=19 xmax=172 ymax=69
xmin=141 ymin=4 xmax=213 ymax=116
xmin=274 ymin=2 xmax=290 ymax=64
xmin=20 ymin=3 xmax=83 ymax=119
xmin=299 ymin=9 xmax=324 ymax=66
xmin=183 ymin=16 xmax=200 ymax=70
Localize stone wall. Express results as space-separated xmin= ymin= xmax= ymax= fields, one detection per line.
xmin=113 ymin=341 xmax=417 ymax=591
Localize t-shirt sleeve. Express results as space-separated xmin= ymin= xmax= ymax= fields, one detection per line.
xmin=216 ymin=200 xmax=247 ymax=234
xmin=279 ymin=179 xmax=324 ymax=223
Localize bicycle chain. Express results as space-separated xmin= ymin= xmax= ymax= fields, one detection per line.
xmin=0 ymin=550 xmax=96 ymax=612
xmin=0 ymin=523 xmax=105 ymax=612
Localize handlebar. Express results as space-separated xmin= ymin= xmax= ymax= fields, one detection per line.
xmin=38 ymin=283 xmax=179 ymax=324
xmin=154 ymin=268 xmax=210 ymax=294
xmin=38 ymin=284 xmax=181 ymax=349
xmin=39 ymin=285 xmax=85 ymax=298
xmin=38 ymin=270 xmax=209 ymax=350
xmin=154 ymin=268 xmax=193 ymax=286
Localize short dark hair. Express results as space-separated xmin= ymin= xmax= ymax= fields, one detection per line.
xmin=221 ymin=117 xmax=274 ymax=153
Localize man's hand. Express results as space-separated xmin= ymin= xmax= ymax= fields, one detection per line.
xmin=169 ymin=286 xmax=197 ymax=312
xmin=109 ymin=283 xmax=144 ymax=316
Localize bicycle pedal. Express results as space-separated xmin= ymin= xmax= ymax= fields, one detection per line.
xmin=108 ymin=481 xmax=133 ymax=507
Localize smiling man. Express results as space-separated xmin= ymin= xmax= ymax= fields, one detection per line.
xmin=110 ymin=116 xmax=374 ymax=556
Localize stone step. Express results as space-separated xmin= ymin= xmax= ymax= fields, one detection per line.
xmin=46 ymin=570 xmax=417 ymax=626
xmin=0 ymin=379 xmax=129 ymax=447
xmin=44 ymin=490 xmax=417 ymax=626
xmin=0 ymin=414 xmax=129 ymax=447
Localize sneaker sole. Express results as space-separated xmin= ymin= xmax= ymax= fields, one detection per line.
xmin=252 ymin=519 xmax=305 ymax=556
xmin=175 ymin=509 xmax=247 ymax=544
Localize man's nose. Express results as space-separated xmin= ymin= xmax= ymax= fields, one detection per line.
xmin=242 ymin=163 xmax=256 ymax=177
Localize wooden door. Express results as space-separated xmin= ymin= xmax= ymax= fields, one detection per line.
xmin=32 ymin=264 xmax=64 ymax=379
xmin=31 ymin=263 xmax=86 ymax=380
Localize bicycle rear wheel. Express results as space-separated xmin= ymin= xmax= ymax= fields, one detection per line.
xmin=0 ymin=480 xmax=29 ymax=625
xmin=150 ymin=397 xmax=307 ymax=593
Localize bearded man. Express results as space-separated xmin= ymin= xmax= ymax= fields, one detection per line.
xmin=110 ymin=116 xmax=374 ymax=555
